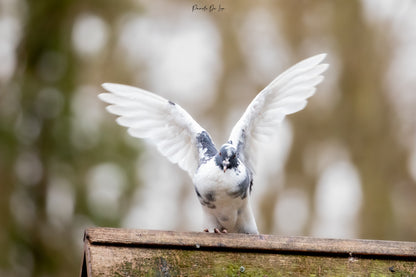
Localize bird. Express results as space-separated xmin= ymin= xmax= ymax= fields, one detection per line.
xmin=98 ymin=53 xmax=328 ymax=234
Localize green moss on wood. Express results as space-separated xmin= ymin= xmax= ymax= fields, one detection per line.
xmin=100 ymin=247 xmax=416 ymax=277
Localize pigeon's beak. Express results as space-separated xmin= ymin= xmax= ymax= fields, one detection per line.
xmin=222 ymin=159 xmax=229 ymax=172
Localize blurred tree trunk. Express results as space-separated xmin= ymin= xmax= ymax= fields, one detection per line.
xmin=7 ymin=0 xmax=136 ymax=276
xmin=15 ymin=0 xmax=78 ymax=275
xmin=329 ymin=0 xmax=415 ymax=240
xmin=278 ymin=0 xmax=415 ymax=240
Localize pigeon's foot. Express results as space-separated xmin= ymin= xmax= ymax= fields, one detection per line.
xmin=214 ymin=228 xmax=228 ymax=234
xmin=203 ymin=228 xmax=228 ymax=233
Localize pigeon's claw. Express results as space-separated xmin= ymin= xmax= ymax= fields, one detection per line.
xmin=214 ymin=228 xmax=228 ymax=234
xmin=203 ymin=228 xmax=229 ymax=233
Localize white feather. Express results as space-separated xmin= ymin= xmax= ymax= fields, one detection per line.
xmin=99 ymin=83 xmax=207 ymax=176
xmin=228 ymin=54 xmax=329 ymax=172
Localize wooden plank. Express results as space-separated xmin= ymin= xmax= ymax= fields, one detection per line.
xmin=82 ymin=228 xmax=416 ymax=276
xmin=85 ymin=227 xmax=416 ymax=258
xmin=85 ymin=244 xmax=416 ymax=276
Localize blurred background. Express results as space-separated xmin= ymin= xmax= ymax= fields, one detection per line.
xmin=1 ymin=0 xmax=416 ymax=275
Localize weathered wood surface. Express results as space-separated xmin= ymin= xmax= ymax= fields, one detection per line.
xmin=81 ymin=228 xmax=416 ymax=276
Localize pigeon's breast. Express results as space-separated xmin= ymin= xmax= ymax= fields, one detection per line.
xmin=193 ymin=158 xmax=250 ymax=207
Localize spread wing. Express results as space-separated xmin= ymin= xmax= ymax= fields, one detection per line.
xmin=228 ymin=53 xmax=329 ymax=172
xmin=99 ymin=83 xmax=217 ymax=176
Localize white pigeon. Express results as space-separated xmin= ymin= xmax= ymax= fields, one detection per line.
xmin=99 ymin=54 xmax=328 ymax=234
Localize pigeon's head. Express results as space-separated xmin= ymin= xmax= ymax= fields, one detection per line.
xmin=216 ymin=144 xmax=238 ymax=172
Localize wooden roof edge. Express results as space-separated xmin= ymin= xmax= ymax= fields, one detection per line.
xmin=84 ymin=227 xmax=416 ymax=258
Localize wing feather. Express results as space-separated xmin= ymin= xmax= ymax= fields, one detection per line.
xmin=99 ymin=83 xmax=214 ymax=176
xmin=228 ymin=54 xmax=328 ymax=172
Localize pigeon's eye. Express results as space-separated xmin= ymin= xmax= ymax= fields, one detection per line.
xmin=232 ymin=154 xmax=236 ymax=159
xmin=219 ymin=152 xmax=221 ymax=156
